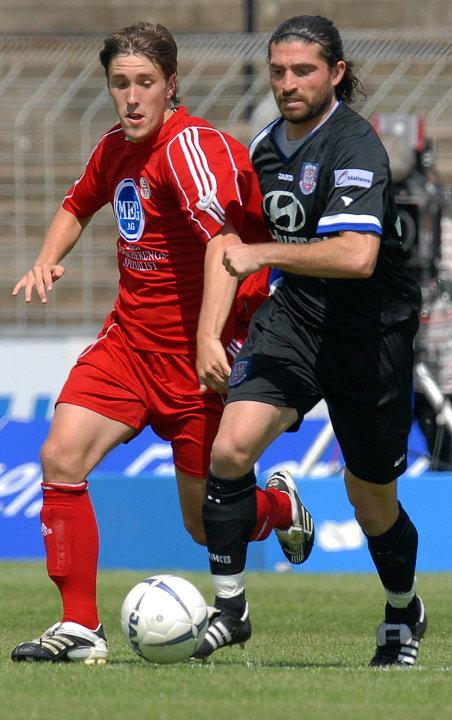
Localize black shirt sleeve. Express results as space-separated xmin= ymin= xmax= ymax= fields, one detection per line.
xmin=316 ymin=123 xmax=390 ymax=237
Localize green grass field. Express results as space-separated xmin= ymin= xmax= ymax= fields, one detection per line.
xmin=0 ymin=563 xmax=450 ymax=720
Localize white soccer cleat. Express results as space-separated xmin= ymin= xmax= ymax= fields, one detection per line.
xmin=11 ymin=621 xmax=108 ymax=664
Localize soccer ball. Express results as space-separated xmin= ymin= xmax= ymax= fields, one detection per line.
xmin=120 ymin=574 xmax=208 ymax=663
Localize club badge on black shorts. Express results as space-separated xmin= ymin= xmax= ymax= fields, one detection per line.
xmin=229 ymin=358 xmax=252 ymax=387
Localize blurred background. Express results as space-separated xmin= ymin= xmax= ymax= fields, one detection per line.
xmin=0 ymin=1 xmax=451 ymax=571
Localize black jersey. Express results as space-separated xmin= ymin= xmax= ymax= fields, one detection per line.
xmin=250 ymin=102 xmax=421 ymax=336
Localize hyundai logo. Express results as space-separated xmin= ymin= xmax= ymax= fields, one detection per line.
xmin=263 ymin=191 xmax=305 ymax=233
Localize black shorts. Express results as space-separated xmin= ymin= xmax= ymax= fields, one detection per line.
xmin=227 ymin=304 xmax=418 ymax=484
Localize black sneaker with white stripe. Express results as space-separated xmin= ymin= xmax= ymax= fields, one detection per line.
xmin=11 ymin=621 xmax=108 ymax=665
xmin=266 ymin=470 xmax=315 ymax=564
xmin=191 ymin=603 xmax=252 ymax=660
xmin=370 ymin=596 xmax=427 ymax=668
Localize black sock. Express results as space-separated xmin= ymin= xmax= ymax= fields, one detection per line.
xmin=384 ymin=596 xmax=419 ymax=625
xmin=203 ymin=469 xmax=257 ymax=577
xmin=366 ymin=503 xmax=418 ymax=618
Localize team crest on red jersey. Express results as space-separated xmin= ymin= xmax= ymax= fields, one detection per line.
xmin=139 ymin=177 xmax=151 ymax=199
xmin=299 ymin=162 xmax=319 ymax=195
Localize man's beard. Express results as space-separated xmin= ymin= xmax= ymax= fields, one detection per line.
xmin=277 ymin=88 xmax=334 ymax=124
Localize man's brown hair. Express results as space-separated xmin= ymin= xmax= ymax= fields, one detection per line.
xmin=99 ymin=21 xmax=180 ymax=105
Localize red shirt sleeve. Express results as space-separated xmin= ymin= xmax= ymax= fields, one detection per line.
xmin=164 ymin=125 xmax=247 ymax=242
xmin=62 ymin=135 xmax=110 ymax=218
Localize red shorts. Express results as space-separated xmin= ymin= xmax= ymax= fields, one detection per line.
xmin=57 ymin=322 xmax=224 ymax=478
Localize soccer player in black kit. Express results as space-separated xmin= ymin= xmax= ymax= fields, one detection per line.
xmin=193 ymin=15 xmax=427 ymax=667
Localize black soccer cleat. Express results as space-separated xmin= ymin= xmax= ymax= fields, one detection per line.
xmin=370 ymin=596 xmax=427 ymax=668
xmin=266 ymin=469 xmax=315 ymax=564
xmin=11 ymin=621 xmax=108 ymax=665
xmin=191 ymin=602 xmax=252 ymax=660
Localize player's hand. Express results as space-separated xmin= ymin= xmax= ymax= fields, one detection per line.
xmin=12 ymin=263 xmax=65 ymax=304
xmin=222 ymin=245 xmax=262 ymax=280
xmin=196 ymin=337 xmax=231 ymax=394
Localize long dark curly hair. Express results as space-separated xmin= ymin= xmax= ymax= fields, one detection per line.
xmin=268 ymin=15 xmax=365 ymax=104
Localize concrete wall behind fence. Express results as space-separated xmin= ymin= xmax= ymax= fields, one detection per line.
xmin=0 ymin=0 xmax=451 ymax=34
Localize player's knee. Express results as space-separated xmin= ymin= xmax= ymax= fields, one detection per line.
xmin=40 ymin=437 xmax=60 ymax=475
xmin=346 ymin=469 xmax=398 ymax=534
xmin=210 ymin=433 xmax=254 ymax=477
xmin=40 ymin=437 xmax=82 ymax=484
xmin=352 ymin=494 xmax=398 ymax=535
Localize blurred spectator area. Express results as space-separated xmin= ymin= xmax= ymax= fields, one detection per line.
xmin=1 ymin=29 xmax=451 ymax=330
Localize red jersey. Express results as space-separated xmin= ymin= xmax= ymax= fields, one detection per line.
xmin=63 ymin=107 xmax=269 ymax=352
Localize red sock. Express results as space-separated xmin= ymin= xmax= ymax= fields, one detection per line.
xmin=40 ymin=481 xmax=100 ymax=629
xmin=251 ymin=486 xmax=292 ymax=541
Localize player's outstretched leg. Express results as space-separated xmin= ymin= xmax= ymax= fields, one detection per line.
xmin=370 ymin=595 xmax=427 ymax=668
xmin=266 ymin=470 xmax=315 ymax=564
xmin=11 ymin=622 xmax=108 ymax=665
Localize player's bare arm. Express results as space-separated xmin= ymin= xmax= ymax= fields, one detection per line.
xmin=196 ymin=220 xmax=240 ymax=393
xmin=223 ymin=230 xmax=380 ymax=281
xmin=12 ymin=206 xmax=92 ymax=304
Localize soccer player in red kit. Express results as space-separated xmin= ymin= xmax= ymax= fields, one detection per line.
xmin=10 ymin=22 xmax=313 ymax=664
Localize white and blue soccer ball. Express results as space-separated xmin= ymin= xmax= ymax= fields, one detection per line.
xmin=120 ymin=575 xmax=208 ymax=663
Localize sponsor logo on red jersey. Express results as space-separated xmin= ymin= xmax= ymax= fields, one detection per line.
xmin=114 ymin=178 xmax=145 ymax=242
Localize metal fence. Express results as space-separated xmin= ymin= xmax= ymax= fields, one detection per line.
xmin=1 ymin=30 xmax=452 ymax=330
